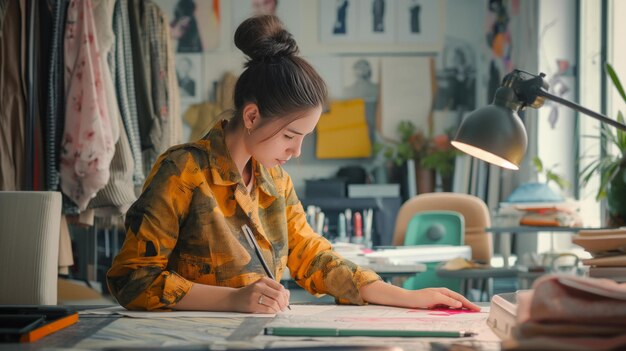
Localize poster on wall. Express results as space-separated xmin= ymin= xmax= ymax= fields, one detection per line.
xmin=231 ymin=0 xmax=303 ymax=41
xmin=342 ymin=57 xmax=380 ymax=102
xmin=357 ymin=0 xmax=397 ymax=43
xmin=154 ymin=0 xmax=220 ymax=52
xmin=175 ymin=54 xmax=204 ymax=103
xmin=379 ymin=57 xmax=433 ymax=140
xmin=341 ymin=56 xmax=381 ymax=146
xmin=395 ymin=0 xmax=441 ymax=44
xmin=484 ymin=0 xmax=513 ymax=104
xmin=433 ymin=38 xmax=477 ymax=126
xmin=318 ymin=0 xmax=359 ymax=43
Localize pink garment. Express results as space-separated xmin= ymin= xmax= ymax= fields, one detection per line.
xmin=504 ymin=275 xmax=626 ymax=351
xmin=61 ymin=0 xmax=115 ymax=210
xmin=517 ymin=274 xmax=626 ymax=326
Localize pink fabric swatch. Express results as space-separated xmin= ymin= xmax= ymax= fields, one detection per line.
xmin=61 ymin=0 xmax=114 ymax=210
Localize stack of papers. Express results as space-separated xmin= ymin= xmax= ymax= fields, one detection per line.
xmin=573 ymin=228 xmax=626 ymax=282
xmin=365 ymin=245 xmax=471 ymax=264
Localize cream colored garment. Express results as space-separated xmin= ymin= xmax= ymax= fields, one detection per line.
xmin=88 ymin=107 xmax=136 ymax=217
xmin=183 ymin=102 xmax=224 ymax=142
xmin=163 ymin=9 xmax=181 ymax=146
xmin=58 ymin=215 xmax=74 ymax=275
xmin=184 ymin=72 xmax=236 ymax=142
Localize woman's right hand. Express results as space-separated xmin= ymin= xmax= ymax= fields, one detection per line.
xmin=230 ymin=277 xmax=290 ymax=313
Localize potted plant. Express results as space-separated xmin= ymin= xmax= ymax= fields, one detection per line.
xmin=419 ymin=128 xmax=459 ymax=192
xmin=374 ymin=121 xmax=459 ymax=193
xmin=580 ymin=63 xmax=626 ymax=226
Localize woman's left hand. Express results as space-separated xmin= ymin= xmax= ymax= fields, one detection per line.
xmin=408 ymin=287 xmax=481 ymax=311
xmin=359 ymin=280 xmax=481 ymax=311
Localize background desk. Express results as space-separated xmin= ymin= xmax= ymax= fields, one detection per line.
xmin=486 ymin=226 xmax=597 ymax=268
xmin=282 ymin=262 xmax=427 ymax=285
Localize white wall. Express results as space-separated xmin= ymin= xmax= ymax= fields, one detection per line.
xmin=533 ymin=0 xmax=578 ymax=254
xmin=178 ymin=0 xmax=489 ymax=196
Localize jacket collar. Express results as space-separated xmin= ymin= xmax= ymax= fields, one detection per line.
xmin=205 ymin=121 xmax=278 ymax=198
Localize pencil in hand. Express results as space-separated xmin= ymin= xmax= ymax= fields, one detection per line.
xmin=242 ymin=224 xmax=291 ymax=310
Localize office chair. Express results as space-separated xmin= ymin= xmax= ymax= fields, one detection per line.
xmin=402 ymin=211 xmax=465 ymax=292
xmin=393 ymin=192 xmax=493 ymax=262
xmin=393 ymin=193 xmax=516 ymax=300
xmin=0 ymin=191 xmax=62 ymax=304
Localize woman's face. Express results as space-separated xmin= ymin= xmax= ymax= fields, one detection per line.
xmin=246 ymin=106 xmax=322 ymax=168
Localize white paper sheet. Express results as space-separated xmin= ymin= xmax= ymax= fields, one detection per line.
xmin=80 ymin=305 xmax=275 ymax=318
xmin=266 ymin=304 xmax=500 ymax=343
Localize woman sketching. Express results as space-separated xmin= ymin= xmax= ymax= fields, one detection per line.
xmin=107 ymin=15 xmax=479 ymax=313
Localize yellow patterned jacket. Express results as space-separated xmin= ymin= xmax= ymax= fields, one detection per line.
xmin=106 ymin=121 xmax=381 ymax=310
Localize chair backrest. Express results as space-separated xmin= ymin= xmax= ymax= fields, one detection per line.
xmin=393 ymin=192 xmax=493 ymax=262
xmin=404 ymin=211 xmax=464 ymax=246
xmin=0 ymin=191 xmax=62 ymax=304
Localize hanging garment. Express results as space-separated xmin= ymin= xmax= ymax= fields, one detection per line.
xmin=0 ymin=0 xmax=26 ymax=191
xmin=61 ymin=0 xmax=115 ymax=210
xmin=149 ymin=0 xmax=182 ymax=150
xmin=45 ymin=0 xmax=69 ymax=191
xmin=0 ymin=0 xmax=9 ymax=39
xmin=164 ymin=14 xmax=182 ymax=147
xmin=112 ymin=0 xmax=144 ymax=186
xmin=89 ymin=108 xmax=137 ymax=217
xmin=58 ymin=215 xmax=74 ymax=276
xmin=128 ymin=0 xmax=158 ymax=155
xmin=85 ymin=0 xmax=136 ymax=216
xmin=93 ymin=0 xmax=120 ymax=145
xmin=128 ymin=0 xmax=180 ymax=176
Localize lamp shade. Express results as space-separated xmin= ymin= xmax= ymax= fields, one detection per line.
xmin=451 ymin=88 xmax=528 ymax=170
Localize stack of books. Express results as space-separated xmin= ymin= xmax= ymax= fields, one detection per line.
xmin=494 ymin=200 xmax=582 ymax=227
xmin=572 ymin=228 xmax=626 ymax=282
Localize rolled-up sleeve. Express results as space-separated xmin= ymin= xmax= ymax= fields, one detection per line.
xmin=283 ymin=174 xmax=381 ymax=305
xmin=106 ymin=149 xmax=200 ymax=310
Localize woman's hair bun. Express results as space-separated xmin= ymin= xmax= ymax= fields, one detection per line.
xmin=234 ymin=15 xmax=298 ymax=62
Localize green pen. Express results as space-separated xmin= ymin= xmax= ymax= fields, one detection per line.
xmin=264 ymin=327 xmax=476 ymax=338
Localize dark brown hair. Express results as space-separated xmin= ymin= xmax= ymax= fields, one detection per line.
xmin=228 ymin=15 xmax=327 ymax=132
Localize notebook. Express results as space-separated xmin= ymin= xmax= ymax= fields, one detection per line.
xmin=0 ymin=305 xmax=78 ymax=343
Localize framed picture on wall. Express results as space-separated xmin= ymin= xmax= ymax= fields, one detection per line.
xmin=341 ymin=56 xmax=380 ymax=102
xmin=357 ymin=0 xmax=396 ymax=43
xmin=154 ymin=0 xmax=221 ymax=52
xmin=175 ymin=54 xmax=204 ymax=103
xmin=231 ymin=0 xmax=303 ymax=41
xmin=318 ymin=0 xmax=359 ymax=43
xmin=395 ymin=0 xmax=441 ymax=44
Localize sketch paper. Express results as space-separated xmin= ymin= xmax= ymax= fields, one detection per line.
xmin=267 ymin=304 xmax=500 ymax=343
xmin=80 ymin=306 xmax=275 ymax=318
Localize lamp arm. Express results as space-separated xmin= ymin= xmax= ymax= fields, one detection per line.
xmin=536 ymin=88 xmax=626 ymax=131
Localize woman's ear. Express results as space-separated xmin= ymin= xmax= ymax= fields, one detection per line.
xmin=242 ymin=103 xmax=260 ymax=130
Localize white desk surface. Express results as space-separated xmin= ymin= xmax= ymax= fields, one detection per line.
xmin=48 ymin=303 xmax=499 ymax=351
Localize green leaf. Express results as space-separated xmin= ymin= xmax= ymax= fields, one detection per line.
xmin=617 ymin=112 xmax=626 ymax=153
xmin=533 ymin=156 xmax=543 ymax=172
xmin=607 ymin=63 xmax=626 ymax=104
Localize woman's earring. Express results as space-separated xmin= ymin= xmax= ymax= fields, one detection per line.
xmin=247 ymin=128 xmax=251 ymax=135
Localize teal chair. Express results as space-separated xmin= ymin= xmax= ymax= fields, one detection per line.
xmin=402 ymin=211 xmax=464 ymax=292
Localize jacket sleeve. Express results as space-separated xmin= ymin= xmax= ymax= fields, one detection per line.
xmin=106 ymin=148 xmax=200 ymax=310
xmin=283 ymin=173 xmax=381 ymax=305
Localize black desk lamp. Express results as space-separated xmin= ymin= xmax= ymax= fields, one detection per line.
xmin=451 ymin=69 xmax=626 ymax=170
